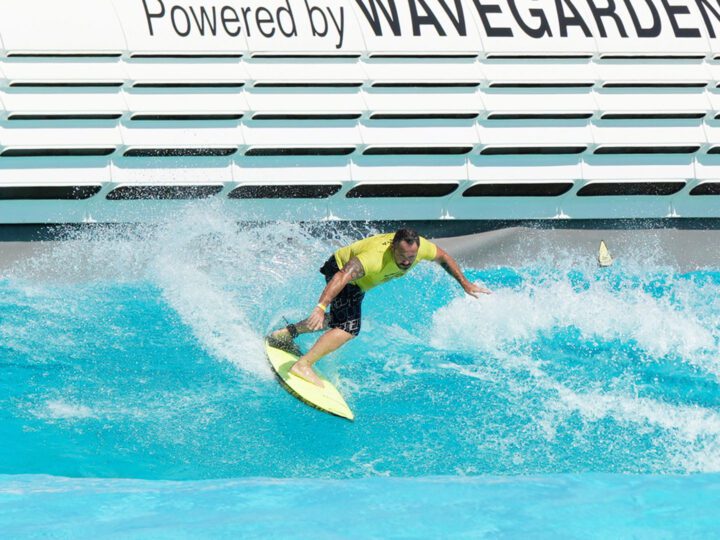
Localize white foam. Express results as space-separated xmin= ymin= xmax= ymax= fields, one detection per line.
xmin=430 ymin=272 xmax=720 ymax=377
xmin=39 ymin=400 xmax=95 ymax=420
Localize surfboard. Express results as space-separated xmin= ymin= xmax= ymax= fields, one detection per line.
xmin=265 ymin=339 xmax=354 ymax=421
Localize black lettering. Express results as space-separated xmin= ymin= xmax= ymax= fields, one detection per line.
xmin=277 ymin=0 xmax=297 ymax=38
xmin=142 ymin=0 xmax=165 ymax=36
xmin=438 ymin=0 xmax=467 ymax=35
xmin=241 ymin=7 xmax=253 ymax=37
xmin=409 ymin=0 xmax=446 ymax=36
xmin=327 ymin=7 xmax=346 ymax=48
xmin=306 ymin=0 xmax=329 ymax=37
xmin=586 ymin=0 xmax=628 ymax=38
xmin=661 ymin=0 xmax=701 ymax=37
xmin=472 ymin=0 xmax=513 ymax=37
xmin=171 ymin=5 xmax=191 ymax=37
xmin=507 ymin=0 xmax=552 ymax=38
xmin=256 ymin=7 xmax=276 ymax=37
xmin=354 ymin=0 xmax=401 ymax=36
xmin=696 ymin=0 xmax=720 ymax=37
xmin=189 ymin=5 xmax=218 ymax=36
xmin=556 ymin=0 xmax=593 ymax=37
xmin=221 ymin=6 xmax=242 ymax=37
xmin=624 ymin=0 xmax=661 ymax=37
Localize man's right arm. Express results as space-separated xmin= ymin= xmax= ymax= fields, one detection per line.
xmin=306 ymin=257 xmax=365 ymax=331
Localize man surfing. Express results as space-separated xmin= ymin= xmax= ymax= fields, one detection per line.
xmin=269 ymin=229 xmax=490 ymax=387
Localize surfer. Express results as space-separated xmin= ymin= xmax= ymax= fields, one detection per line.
xmin=269 ymin=229 xmax=490 ymax=387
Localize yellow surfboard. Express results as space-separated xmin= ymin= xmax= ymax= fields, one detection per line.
xmin=265 ymin=340 xmax=354 ymax=421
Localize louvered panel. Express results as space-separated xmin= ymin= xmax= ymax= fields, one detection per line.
xmin=246 ymin=59 xmax=364 ymax=87
xmin=594 ymin=90 xmax=710 ymax=119
xmin=450 ymin=161 xmax=581 ymax=219
xmin=364 ymin=88 xmax=480 ymax=119
xmin=481 ymin=89 xmax=595 ymax=119
xmin=591 ymin=121 xmax=704 ymax=154
xmin=228 ymin=162 xmax=349 ymax=220
xmin=482 ymin=60 xmax=596 ymax=87
xmin=124 ymin=88 xmax=247 ymax=119
xmin=335 ymin=161 xmax=464 ymax=220
xmin=0 ymin=163 xmax=108 ymax=222
xmin=364 ymin=59 xmax=482 ymax=87
xmin=245 ymin=89 xmax=363 ymax=119
xmin=3 ymin=60 xmax=126 ymax=87
xmin=125 ymin=59 xmax=248 ymax=88
xmin=359 ymin=120 xmax=478 ymax=155
xmin=3 ymin=90 xmax=126 ymax=120
xmin=0 ymin=121 xmax=121 ymax=155
xmin=242 ymin=100 xmax=361 ymax=154
xmin=477 ymin=122 xmax=591 ymax=154
xmin=597 ymin=61 xmax=711 ymax=88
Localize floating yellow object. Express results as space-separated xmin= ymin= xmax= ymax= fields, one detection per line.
xmin=265 ymin=340 xmax=354 ymax=421
xmin=598 ymin=240 xmax=613 ymax=267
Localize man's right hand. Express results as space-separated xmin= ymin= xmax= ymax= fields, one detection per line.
xmin=306 ymin=306 xmax=326 ymax=331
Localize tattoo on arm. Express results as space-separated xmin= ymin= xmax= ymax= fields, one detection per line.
xmin=342 ymin=257 xmax=365 ymax=280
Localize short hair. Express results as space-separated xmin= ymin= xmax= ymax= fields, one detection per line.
xmin=392 ymin=228 xmax=420 ymax=247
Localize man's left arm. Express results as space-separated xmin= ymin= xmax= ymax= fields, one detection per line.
xmin=433 ymin=246 xmax=491 ymax=298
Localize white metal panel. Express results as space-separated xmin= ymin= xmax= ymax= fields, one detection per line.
xmin=566 ymin=181 xmax=682 ymax=219
xmin=594 ymin=89 xmax=711 ymax=115
xmin=0 ymin=123 xmax=121 ymax=150
xmin=482 ymin=60 xmax=596 ymax=86
xmin=477 ymin=123 xmax=592 ymax=148
xmin=596 ymin=60 xmax=711 ymax=86
xmin=472 ymin=0 xmax=597 ymax=57
xmin=363 ymin=88 xmax=481 ymax=116
xmin=481 ymin=89 xmax=595 ymax=117
xmin=246 ymin=59 xmax=365 ymax=85
xmin=125 ymin=59 xmax=248 ymax=86
xmin=453 ymin=161 xmax=581 ymax=219
xmin=591 ymin=122 xmax=704 ymax=149
xmin=331 ymin=186 xmax=456 ymax=220
xmin=348 ymin=0 xmax=483 ymax=56
xmin=242 ymin=122 xmax=361 ymax=149
xmin=124 ymin=89 xmax=248 ymax=116
xmin=119 ymin=123 xmax=242 ymax=150
xmin=110 ymin=161 xmax=233 ymax=185
xmin=235 ymin=162 xmax=351 ymax=183
xmin=576 ymin=159 xmax=691 ymax=218
xmin=246 ymin=90 xmax=364 ymax=116
xmin=0 ymin=0 xmax=125 ymax=54
xmin=2 ymin=60 xmax=126 ymax=86
xmin=595 ymin=1 xmax=710 ymax=57
xmin=242 ymin=0 xmax=365 ymax=55
xmin=229 ymin=163 xmax=350 ymax=221
xmin=111 ymin=0 xmax=248 ymax=55
xmin=2 ymin=90 xmax=126 ymax=118
xmin=363 ymin=59 xmax=482 ymax=85
xmin=359 ymin=122 xmax=478 ymax=149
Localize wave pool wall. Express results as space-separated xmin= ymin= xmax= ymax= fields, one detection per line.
xmin=2 ymin=1 xmax=720 ymax=222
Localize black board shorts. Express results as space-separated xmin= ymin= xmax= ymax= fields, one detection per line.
xmin=320 ymin=256 xmax=365 ymax=336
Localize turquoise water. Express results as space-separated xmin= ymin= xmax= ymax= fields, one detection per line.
xmin=2 ymin=206 xmax=720 ymax=537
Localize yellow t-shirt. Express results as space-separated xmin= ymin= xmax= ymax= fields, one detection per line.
xmin=334 ymin=233 xmax=438 ymax=292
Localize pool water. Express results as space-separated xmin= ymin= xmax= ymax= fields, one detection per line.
xmin=2 ymin=205 xmax=720 ymax=537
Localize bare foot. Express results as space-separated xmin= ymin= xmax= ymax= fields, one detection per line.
xmin=290 ymin=359 xmax=324 ymax=387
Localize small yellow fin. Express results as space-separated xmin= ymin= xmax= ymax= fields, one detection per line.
xmin=598 ymin=240 xmax=613 ymax=268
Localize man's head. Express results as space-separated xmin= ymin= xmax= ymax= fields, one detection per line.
xmin=391 ymin=229 xmax=420 ymax=270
